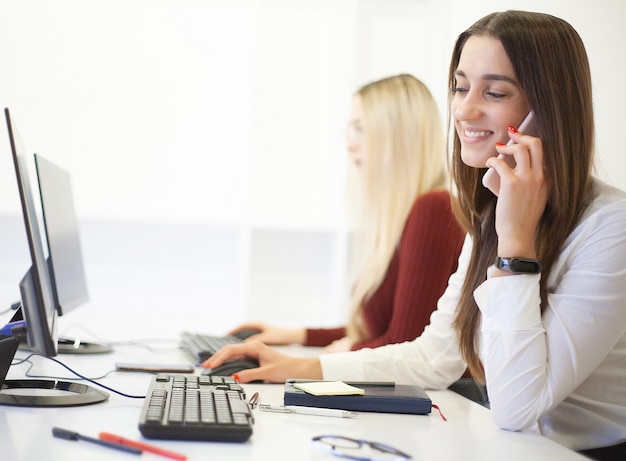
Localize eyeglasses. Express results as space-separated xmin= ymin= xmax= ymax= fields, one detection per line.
xmin=312 ymin=435 xmax=411 ymax=461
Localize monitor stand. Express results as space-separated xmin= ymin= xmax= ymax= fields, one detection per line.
xmin=0 ymin=334 xmax=109 ymax=407
xmin=16 ymin=336 xmax=113 ymax=355
xmin=9 ymin=305 xmax=113 ymax=354
xmin=57 ymin=336 xmax=113 ymax=354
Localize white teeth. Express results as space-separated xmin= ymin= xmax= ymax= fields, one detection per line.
xmin=464 ymin=130 xmax=490 ymax=138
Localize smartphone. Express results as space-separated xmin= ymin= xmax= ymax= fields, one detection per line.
xmin=482 ymin=111 xmax=537 ymax=195
xmin=115 ymin=362 xmax=195 ymax=373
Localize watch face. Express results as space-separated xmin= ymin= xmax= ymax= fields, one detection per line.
xmin=514 ymin=260 xmax=537 ymax=272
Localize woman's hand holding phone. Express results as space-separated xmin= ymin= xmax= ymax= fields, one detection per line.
xmin=487 ymin=110 xmax=549 ymax=261
xmin=482 ymin=111 xmax=536 ymax=196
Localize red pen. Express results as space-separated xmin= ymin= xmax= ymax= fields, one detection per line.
xmin=98 ymin=432 xmax=187 ymax=461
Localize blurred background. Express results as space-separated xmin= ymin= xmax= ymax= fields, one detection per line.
xmin=0 ymin=0 xmax=624 ymax=340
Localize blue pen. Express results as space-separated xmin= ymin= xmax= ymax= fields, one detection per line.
xmin=0 ymin=320 xmax=26 ymax=337
xmin=52 ymin=427 xmax=142 ymax=455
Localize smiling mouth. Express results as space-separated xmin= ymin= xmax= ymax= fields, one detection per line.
xmin=463 ymin=130 xmax=492 ymax=139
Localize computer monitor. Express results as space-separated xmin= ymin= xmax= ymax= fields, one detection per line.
xmin=5 ymin=108 xmax=58 ymax=358
xmin=0 ymin=108 xmax=108 ymax=406
xmin=4 ymin=109 xmax=110 ymax=354
xmin=35 ymin=153 xmax=90 ymax=316
xmin=34 ymin=153 xmax=111 ymax=354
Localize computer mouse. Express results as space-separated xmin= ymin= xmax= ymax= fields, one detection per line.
xmin=201 ymin=358 xmax=260 ymax=377
xmin=231 ymin=328 xmax=262 ymax=341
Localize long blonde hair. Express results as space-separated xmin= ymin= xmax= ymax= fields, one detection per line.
xmin=346 ymin=74 xmax=448 ymax=341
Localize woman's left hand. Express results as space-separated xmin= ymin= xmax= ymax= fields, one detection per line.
xmin=485 ymin=127 xmax=550 ymax=259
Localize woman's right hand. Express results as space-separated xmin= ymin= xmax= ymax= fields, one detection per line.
xmin=229 ymin=322 xmax=306 ymax=345
xmin=323 ymin=336 xmax=354 ymax=353
xmin=201 ymin=340 xmax=323 ymax=383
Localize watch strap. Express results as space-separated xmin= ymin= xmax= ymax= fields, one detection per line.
xmin=495 ymin=257 xmax=542 ymax=274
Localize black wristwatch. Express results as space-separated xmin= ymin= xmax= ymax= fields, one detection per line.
xmin=495 ymin=257 xmax=542 ymax=274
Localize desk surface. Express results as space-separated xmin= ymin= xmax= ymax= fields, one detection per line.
xmin=0 ymin=339 xmax=588 ymax=461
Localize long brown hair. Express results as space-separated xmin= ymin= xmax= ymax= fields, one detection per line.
xmin=449 ymin=11 xmax=596 ymax=381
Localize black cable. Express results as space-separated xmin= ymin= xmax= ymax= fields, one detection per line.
xmin=13 ymin=353 xmax=146 ymax=399
xmin=7 ymin=326 xmax=188 ymax=398
xmin=19 ymin=357 xmax=117 ymax=381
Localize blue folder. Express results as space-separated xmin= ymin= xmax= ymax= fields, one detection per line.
xmin=283 ymin=379 xmax=432 ymax=415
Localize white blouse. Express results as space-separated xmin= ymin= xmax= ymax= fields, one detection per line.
xmin=320 ymin=179 xmax=626 ymax=451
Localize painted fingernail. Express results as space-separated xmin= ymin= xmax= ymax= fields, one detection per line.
xmin=508 ymin=125 xmax=518 ymax=133
xmin=495 ymin=142 xmax=505 ymax=147
xmin=231 ymin=373 xmax=240 ymax=382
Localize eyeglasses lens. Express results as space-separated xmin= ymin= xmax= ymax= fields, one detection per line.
xmin=312 ymin=435 xmax=410 ymax=461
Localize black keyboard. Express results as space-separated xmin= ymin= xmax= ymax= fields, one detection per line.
xmin=138 ymin=374 xmax=254 ymax=442
xmin=180 ymin=332 xmax=243 ymax=363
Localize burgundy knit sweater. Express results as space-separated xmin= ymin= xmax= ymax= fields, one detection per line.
xmin=305 ymin=190 xmax=465 ymax=350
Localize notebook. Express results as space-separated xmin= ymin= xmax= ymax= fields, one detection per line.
xmin=283 ymin=379 xmax=432 ymax=415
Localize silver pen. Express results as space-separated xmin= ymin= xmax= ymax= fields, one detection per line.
xmin=259 ymin=404 xmax=357 ymax=418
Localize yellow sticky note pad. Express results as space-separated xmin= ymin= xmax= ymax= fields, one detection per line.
xmin=293 ymin=381 xmax=365 ymax=396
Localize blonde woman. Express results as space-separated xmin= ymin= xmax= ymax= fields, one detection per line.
xmin=228 ymin=74 xmax=465 ymax=352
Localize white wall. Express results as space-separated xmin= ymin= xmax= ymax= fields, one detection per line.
xmin=0 ymin=0 xmax=348 ymax=225
xmin=1 ymin=0 xmax=625 ymax=332
xmin=0 ymin=0 xmax=430 ymax=227
xmin=2 ymin=0 xmax=623 ymax=222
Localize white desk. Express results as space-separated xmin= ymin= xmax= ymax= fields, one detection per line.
xmin=0 ymin=218 xmax=589 ymax=461
xmin=0 ymin=340 xmax=589 ymax=461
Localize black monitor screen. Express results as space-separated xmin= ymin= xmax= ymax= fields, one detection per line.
xmin=35 ymin=154 xmax=89 ymax=315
